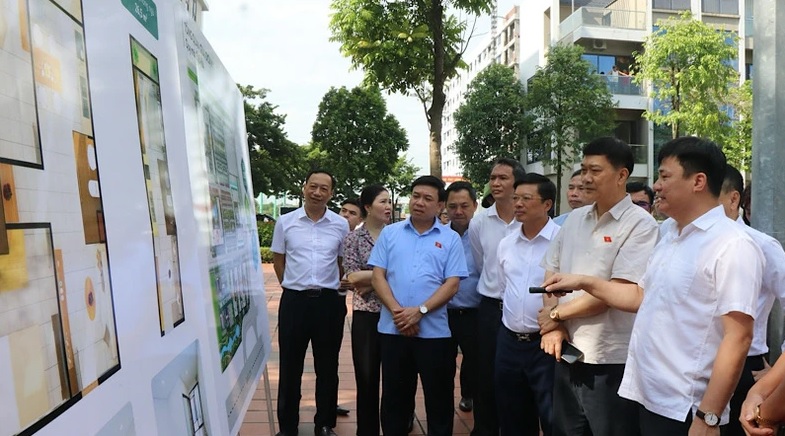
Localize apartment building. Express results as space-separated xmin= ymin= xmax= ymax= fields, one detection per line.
xmin=442 ymin=0 xmax=753 ymax=190
xmin=441 ymin=6 xmax=521 ymax=179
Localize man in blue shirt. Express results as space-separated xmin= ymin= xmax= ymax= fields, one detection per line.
xmin=369 ymin=176 xmax=468 ymax=436
xmin=444 ymin=181 xmax=481 ymax=416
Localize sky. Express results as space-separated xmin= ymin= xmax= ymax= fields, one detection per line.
xmin=201 ymin=1 xmax=516 ymax=176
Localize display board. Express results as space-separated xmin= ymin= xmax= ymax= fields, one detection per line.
xmin=0 ymin=1 xmax=271 ymax=435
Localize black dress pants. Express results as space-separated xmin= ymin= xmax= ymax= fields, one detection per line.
xmin=351 ymin=310 xmax=381 ymax=436
xmin=277 ymin=289 xmax=347 ymax=434
xmin=448 ymin=307 xmax=479 ymax=400
xmin=474 ymin=296 xmax=512 ymax=436
xmin=380 ymin=334 xmax=455 ymax=436
xmin=723 ymin=354 xmax=765 ymax=436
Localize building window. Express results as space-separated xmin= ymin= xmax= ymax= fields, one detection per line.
xmin=653 ymin=0 xmax=691 ymax=10
xmin=703 ymin=0 xmax=739 ymax=14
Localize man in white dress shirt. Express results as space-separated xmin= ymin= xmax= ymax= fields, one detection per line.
xmin=543 ymin=137 xmax=765 ymax=435
xmin=468 ymin=157 xmax=526 ymax=436
xmin=538 ymin=137 xmax=658 ymax=436
xmin=495 ymin=173 xmax=560 ymax=436
xmin=271 ymin=170 xmax=350 ymax=436
xmin=718 ymin=164 xmax=785 ymax=436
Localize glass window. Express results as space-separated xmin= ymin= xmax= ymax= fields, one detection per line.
xmin=703 ymin=0 xmax=739 ymax=14
xmin=653 ymin=0 xmax=691 ymax=10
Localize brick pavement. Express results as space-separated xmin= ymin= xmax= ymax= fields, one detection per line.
xmin=239 ymin=263 xmax=475 ymax=435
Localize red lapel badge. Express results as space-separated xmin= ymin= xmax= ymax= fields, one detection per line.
xmin=603 ymin=236 xmax=612 ymax=243
xmin=435 ymin=241 xmax=442 ymax=248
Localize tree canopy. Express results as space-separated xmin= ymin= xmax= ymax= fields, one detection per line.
xmin=526 ymin=44 xmax=616 ymax=213
xmin=634 ymin=12 xmax=739 ymax=142
xmin=311 ymin=85 xmax=409 ymax=201
xmin=239 ymin=85 xmax=304 ymax=197
xmin=329 ymin=0 xmax=494 ymax=178
xmin=454 ymin=63 xmax=529 ymax=188
xmin=724 ymin=80 xmax=753 ymax=172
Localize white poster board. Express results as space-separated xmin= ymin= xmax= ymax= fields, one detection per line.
xmin=0 ymin=0 xmax=271 ymax=435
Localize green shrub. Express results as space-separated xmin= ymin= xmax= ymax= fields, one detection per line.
xmin=257 ymin=221 xmax=275 ymax=246
xmin=260 ymin=247 xmax=274 ymax=263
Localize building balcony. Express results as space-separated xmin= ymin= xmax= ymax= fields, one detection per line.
xmin=595 ymin=75 xmax=648 ymax=110
xmin=560 ymin=7 xmax=648 ymax=45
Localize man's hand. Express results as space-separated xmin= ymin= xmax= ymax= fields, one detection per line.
xmin=753 ymin=359 xmax=772 ymax=382
xmin=538 ymin=305 xmax=560 ymax=334
xmin=740 ymin=391 xmax=778 ymax=436
xmin=393 ymin=307 xmax=423 ymax=333
xmin=339 ymin=278 xmax=354 ymax=292
xmin=687 ymin=418 xmax=720 ymax=436
xmin=540 ymin=328 xmax=568 ymax=361
xmin=399 ymin=324 xmax=420 ymax=337
xmin=541 ymin=273 xmax=586 ymax=297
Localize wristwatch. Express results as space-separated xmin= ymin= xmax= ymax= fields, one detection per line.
xmin=549 ymin=306 xmax=561 ymax=322
xmin=695 ymin=409 xmax=720 ymax=427
xmin=419 ymin=305 xmax=429 ymax=315
xmin=754 ymin=404 xmax=778 ymax=427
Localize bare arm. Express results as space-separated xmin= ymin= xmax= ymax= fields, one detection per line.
xmin=690 ymin=311 xmax=753 ymax=434
xmin=273 ymin=253 xmax=285 ymax=284
xmin=371 ymin=266 xmax=400 ymax=311
xmin=392 ymin=277 xmax=461 ymax=334
xmin=347 ymin=270 xmax=373 ymax=288
xmin=741 ymin=353 xmax=785 ymax=435
xmin=543 ymin=274 xmax=644 ymax=313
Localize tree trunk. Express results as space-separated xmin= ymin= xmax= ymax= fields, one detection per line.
xmin=427 ymin=0 xmax=446 ymax=179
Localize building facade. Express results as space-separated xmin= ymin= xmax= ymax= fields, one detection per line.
xmin=179 ymin=0 xmax=210 ymax=27
xmin=442 ymin=0 xmax=753 ymax=191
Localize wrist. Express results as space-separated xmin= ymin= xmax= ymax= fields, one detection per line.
xmin=755 ymin=403 xmax=779 ymax=427
xmin=549 ymin=305 xmax=562 ymax=322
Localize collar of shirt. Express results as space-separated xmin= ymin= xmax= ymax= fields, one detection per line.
xmin=673 ymin=205 xmax=726 ymax=238
xmin=403 ymin=216 xmax=442 ymax=236
xmin=294 ymin=206 xmax=340 ymax=224
xmin=587 ymin=193 xmax=635 ymax=223
xmin=517 ymin=218 xmax=559 ymax=243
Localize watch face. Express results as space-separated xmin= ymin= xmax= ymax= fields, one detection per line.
xmin=704 ymin=412 xmax=719 ymax=426
xmin=419 ymin=305 xmax=427 ymax=314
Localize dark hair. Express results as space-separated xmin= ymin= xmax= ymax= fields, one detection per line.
xmin=493 ymin=157 xmax=526 ymax=184
xmin=626 ymin=182 xmax=654 ymax=204
xmin=305 ymin=169 xmax=336 ymax=189
xmin=514 ymin=173 xmax=556 ymax=203
xmin=582 ymin=137 xmax=634 ymax=175
xmin=358 ymin=185 xmax=387 ymax=218
xmin=571 ymin=169 xmax=582 ymax=178
xmin=721 ymin=164 xmax=744 ymax=196
xmin=657 ymin=136 xmax=726 ymax=197
xmin=481 ymin=194 xmax=495 ymax=208
xmin=741 ymin=184 xmax=751 ymax=225
xmin=341 ymin=198 xmax=361 ymax=208
xmin=411 ymin=175 xmax=446 ymax=201
xmin=445 ymin=181 xmax=477 ymax=202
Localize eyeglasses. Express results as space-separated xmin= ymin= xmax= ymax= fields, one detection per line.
xmin=633 ymin=200 xmax=651 ymax=210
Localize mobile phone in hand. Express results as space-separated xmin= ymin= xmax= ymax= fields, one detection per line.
xmin=561 ymin=340 xmax=584 ymax=364
xmin=528 ymin=286 xmax=573 ymax=294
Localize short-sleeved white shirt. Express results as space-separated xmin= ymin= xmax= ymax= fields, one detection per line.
xmin=619 ymin=206 xmax=763 ymax=425
xmin=733 ymin=216 xmax=785 ymax=355
xmin=271 ymin=207 xmax=349 ymax=290
xmin=541 ymin=195 xmax=658 ymax=364
xmin=498 ymin=219 xmax=560 ymax=333
xmin=469 ymin=203 xmax=518 ymax=299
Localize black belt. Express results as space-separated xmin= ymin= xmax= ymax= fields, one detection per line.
xmin=504 ymin=326 xmax=541 ymax=342
xmin=448 ymin=307 xmax=477 ymax=315
xmin=283 ymin=287 xmax=337 ymax=298
xmin=482 ymin=296 xmax=503 ymax=311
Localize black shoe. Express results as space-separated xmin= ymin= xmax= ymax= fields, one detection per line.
xmin=407 ymin=413 xmax=415 ymax=433
xmin=336 ymin=405 xmax=350 ymax=416
xmin=458 ymin=397 xmax=473 ymax=412
xmin=315 ymin=426 xmax=337 ymax=436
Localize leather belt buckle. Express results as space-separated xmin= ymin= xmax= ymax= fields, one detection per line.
xmin=305 ymin=288 xmax=323 ymax=298
xmin=508 ymin=329 xmax=540 ymax=342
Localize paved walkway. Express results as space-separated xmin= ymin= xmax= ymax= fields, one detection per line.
xmin=239 ymin=263 xmax=475 ymax=435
